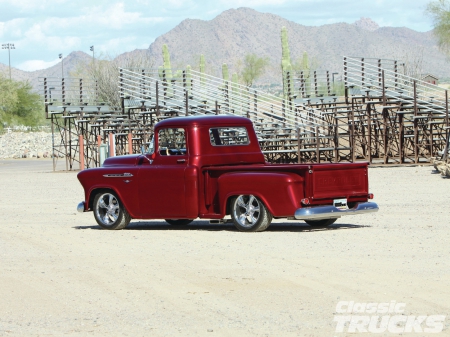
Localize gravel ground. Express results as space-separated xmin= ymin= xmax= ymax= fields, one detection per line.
xmin=0 ymin=160 xmax=449 ymax=336
xmin=0 ymin=132 xmax=53 ymax=159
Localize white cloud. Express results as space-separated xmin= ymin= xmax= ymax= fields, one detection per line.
xmin=17 ymin=58 xmax=60 ymax=71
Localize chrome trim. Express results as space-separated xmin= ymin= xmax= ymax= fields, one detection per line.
xmin=77 ymin=201 xmax=85 ymax=213
xmin=294 ymin=202 xmax=379 ymax=220
xmin=103 ymin=173 xmax=133 ymax=178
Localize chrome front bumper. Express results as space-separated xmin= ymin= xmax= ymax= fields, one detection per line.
xmin=294 ymin=202 xmax=379 ymax=220
xmin=77 ymin=201 xmax=85 ymax=213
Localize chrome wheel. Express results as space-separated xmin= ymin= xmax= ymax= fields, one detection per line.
xmin=230 ymin=195 xmax=272 ymax=232
xmin=95 ymin=193 xmax=120 ymax=225
xmin=234 ymin=195 xmax=261 ymax=228
xmin=93 ymin=191 xmax=131 ymax=230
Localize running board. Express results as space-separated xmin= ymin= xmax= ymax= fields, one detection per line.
xmin=209 ymin=219 xmax=234 ymax=224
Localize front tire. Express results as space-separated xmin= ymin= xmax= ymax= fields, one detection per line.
xmin=305 ymin=218 xmax=337 ymax=228
xmin=165 ymin=219 xmax=193 ymax=226
xmin=230 ymin=195 xmax=272 ymax=232
xmin=93 ymin=191 xmax=131 ymax=230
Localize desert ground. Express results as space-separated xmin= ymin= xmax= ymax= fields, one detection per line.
xmin=0 ymin=159 xmax=449 ymax=336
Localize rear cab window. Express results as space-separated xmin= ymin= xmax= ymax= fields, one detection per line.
xmin=209 ymin=127 xmax=250 ymax=146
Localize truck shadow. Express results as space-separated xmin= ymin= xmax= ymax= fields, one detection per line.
xmin=74 ymin=220 xmax=370 ymax=232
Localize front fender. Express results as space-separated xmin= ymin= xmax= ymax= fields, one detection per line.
xmin=217 ymin=172 xmax=303 ymax=217
xmin=78 ymin=167 xmax=140 ymax=219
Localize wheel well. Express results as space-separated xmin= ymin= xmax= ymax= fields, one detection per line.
xmin=88 ymin=188 xmax=113 ymax=210
xmin=225 ymin=196 xmax=235 ymax=215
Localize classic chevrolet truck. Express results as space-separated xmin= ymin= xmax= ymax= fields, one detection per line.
xmin=77 ymin=115 xmax=378 ymax=232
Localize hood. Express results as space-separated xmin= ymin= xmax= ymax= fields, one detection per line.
xmin=102 ymin=154 xmax=142 ymax=167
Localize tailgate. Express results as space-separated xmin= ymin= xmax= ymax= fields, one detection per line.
xmin=308 ymin=163 xmax=368 ymax=201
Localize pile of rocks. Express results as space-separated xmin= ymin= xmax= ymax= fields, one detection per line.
xmin=0 ymin=132 xmax=57 ymax=159
xmin=431 ymin=158 xmax=450 ymax=177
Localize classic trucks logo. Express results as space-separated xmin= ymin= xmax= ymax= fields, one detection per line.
xmin=333 ymin=301 xmax=446 ymax=333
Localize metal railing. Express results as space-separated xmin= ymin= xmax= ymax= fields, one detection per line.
xmin=118 ymin=68 xmax=333 ymax=135
xmin=344 ymin=56 xmax=448 ymax=117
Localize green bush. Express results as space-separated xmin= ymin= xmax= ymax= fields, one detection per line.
xmin=0 ymin=75 xmax=44 ymax=129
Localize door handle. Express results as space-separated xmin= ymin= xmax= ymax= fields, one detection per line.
xmin=177 ymin=159 xmax=186 ymax=163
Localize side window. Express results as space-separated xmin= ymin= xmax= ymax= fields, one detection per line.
xmin=158 ymin=128 xmax=186 ymax=156
xmin=209 ymin=127 xmax=250 ymax=146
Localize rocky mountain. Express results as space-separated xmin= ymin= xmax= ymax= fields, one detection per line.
xmin=147 ymin=8 xmax=447 ymax=82
xmin=1 ymin=7 xmax=448 ymax=91
xmin=354 ymin=17 xmax=380 ymax=32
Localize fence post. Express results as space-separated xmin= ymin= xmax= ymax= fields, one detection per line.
xmin=109 ymin=133 xmax=115 ymax=157
xmin=185 ymin=90 xmax=189 ymax=116
xmin=326 ymin=71 xmax=331 ymax=96
xmin=414 ymin=80 xmax=418 ymax=163
xmin=156 ymin=81 xmax=160 ymax=116
xmin=128 ymin=133 xmax=133 ymax=154
xmin=79 ymin=134 xmax=85 ymax=170
xmin=316 ymin=126 xmax=320 ymax=163
xmin=314 ymin=71 xmax=318 ymax=97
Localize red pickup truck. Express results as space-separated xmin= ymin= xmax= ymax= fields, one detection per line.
xmin=77 ymin=115 xmax=378 ymax=232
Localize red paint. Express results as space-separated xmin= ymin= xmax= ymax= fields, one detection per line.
xmin=77 ymin=115 xmax=373 ymax=219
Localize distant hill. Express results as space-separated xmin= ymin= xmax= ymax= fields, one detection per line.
xmin=0 ymin=51 xmax=91 ymax=91
xmin=2 ymin=7 xmax=448 ymax=92
xmin=147 ymin=8 xmax=448 ymax=82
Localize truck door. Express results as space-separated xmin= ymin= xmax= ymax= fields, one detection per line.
xmin=138 ymin=128 xmax=188 ymax=218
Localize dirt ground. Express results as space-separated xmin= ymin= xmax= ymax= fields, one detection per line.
xmin=0 ymin=159 xmax=449 ymax=336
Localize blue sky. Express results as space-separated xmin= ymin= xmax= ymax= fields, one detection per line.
xmin=0 ymin=0 xmax=434 ymax=72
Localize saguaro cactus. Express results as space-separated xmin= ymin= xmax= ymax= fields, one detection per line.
xmin=199 ymin=55 xmax=206 ymax=100
xmin=162 ymin=44 xmax=173 ymax=96
xmin=281 ymin=26 xmax=292 ymax=100
xmin=222 ymin=63 xmax=229 ymax=83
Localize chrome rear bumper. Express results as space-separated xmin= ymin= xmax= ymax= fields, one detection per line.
xmin=294 ymin=202 xmax=379 ymax=220
xmin=77 ymin=201 xmax=85 ymax=213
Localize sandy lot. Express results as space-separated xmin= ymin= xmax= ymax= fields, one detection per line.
xmin=0 ymin=160 xmax=449 ymax=336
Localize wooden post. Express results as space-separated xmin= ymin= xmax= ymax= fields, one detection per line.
xmin=382 ymin=70 xmax=388 ymax=164
xmin=414 ymin=80 xmax=418 ymax=163
xmin=185 ymin=90 xmax=189 ymax=116
xmin=316 ymin=126 xmax=320 ymax=163
xmin=128 ymin=133 xmax=132 ymax=154
xmin=156 ymin=81 xmax=160 ymax=116
xmin=445 ymin=90 xmax=449 ymax=162
xmin=367 ymin=104 xmax=372 ymax=164
xmin=109 ymin=133 xmax=115 ymax=157
xmin=79 ymin=134 xmax=85 ymax=170
xmin=334 ymin=121 xmax=339 ymax=163
xmin=350 ymin=105 xmax=355 ymax=163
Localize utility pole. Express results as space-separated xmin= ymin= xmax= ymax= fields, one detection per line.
xmin=2 ymin=43 xmax=15 ymax=80
xmin=59 ymin=53 xmax=63 ymax=78
xmin=90 ymin=46 xmax=94 ymax=67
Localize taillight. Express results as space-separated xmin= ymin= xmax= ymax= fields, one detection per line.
xmin=301 ymin=198 xmax=310 ymax=205
xmin=368 ymin=193 xmax=374 ymax=199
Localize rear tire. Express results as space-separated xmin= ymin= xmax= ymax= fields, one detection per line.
xmin=230 ymin=195 xmax=272 ymax=232
xmin=93 ymin=191 xmax=131 ymax=230
xmin=305 ymin=218 xmax=337 ymax=228
xmin=165 ymin=219 xmax=193 ymax=226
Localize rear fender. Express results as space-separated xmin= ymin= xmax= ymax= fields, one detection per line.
xmin=218 ymin=172 xmax=303 ymax=217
